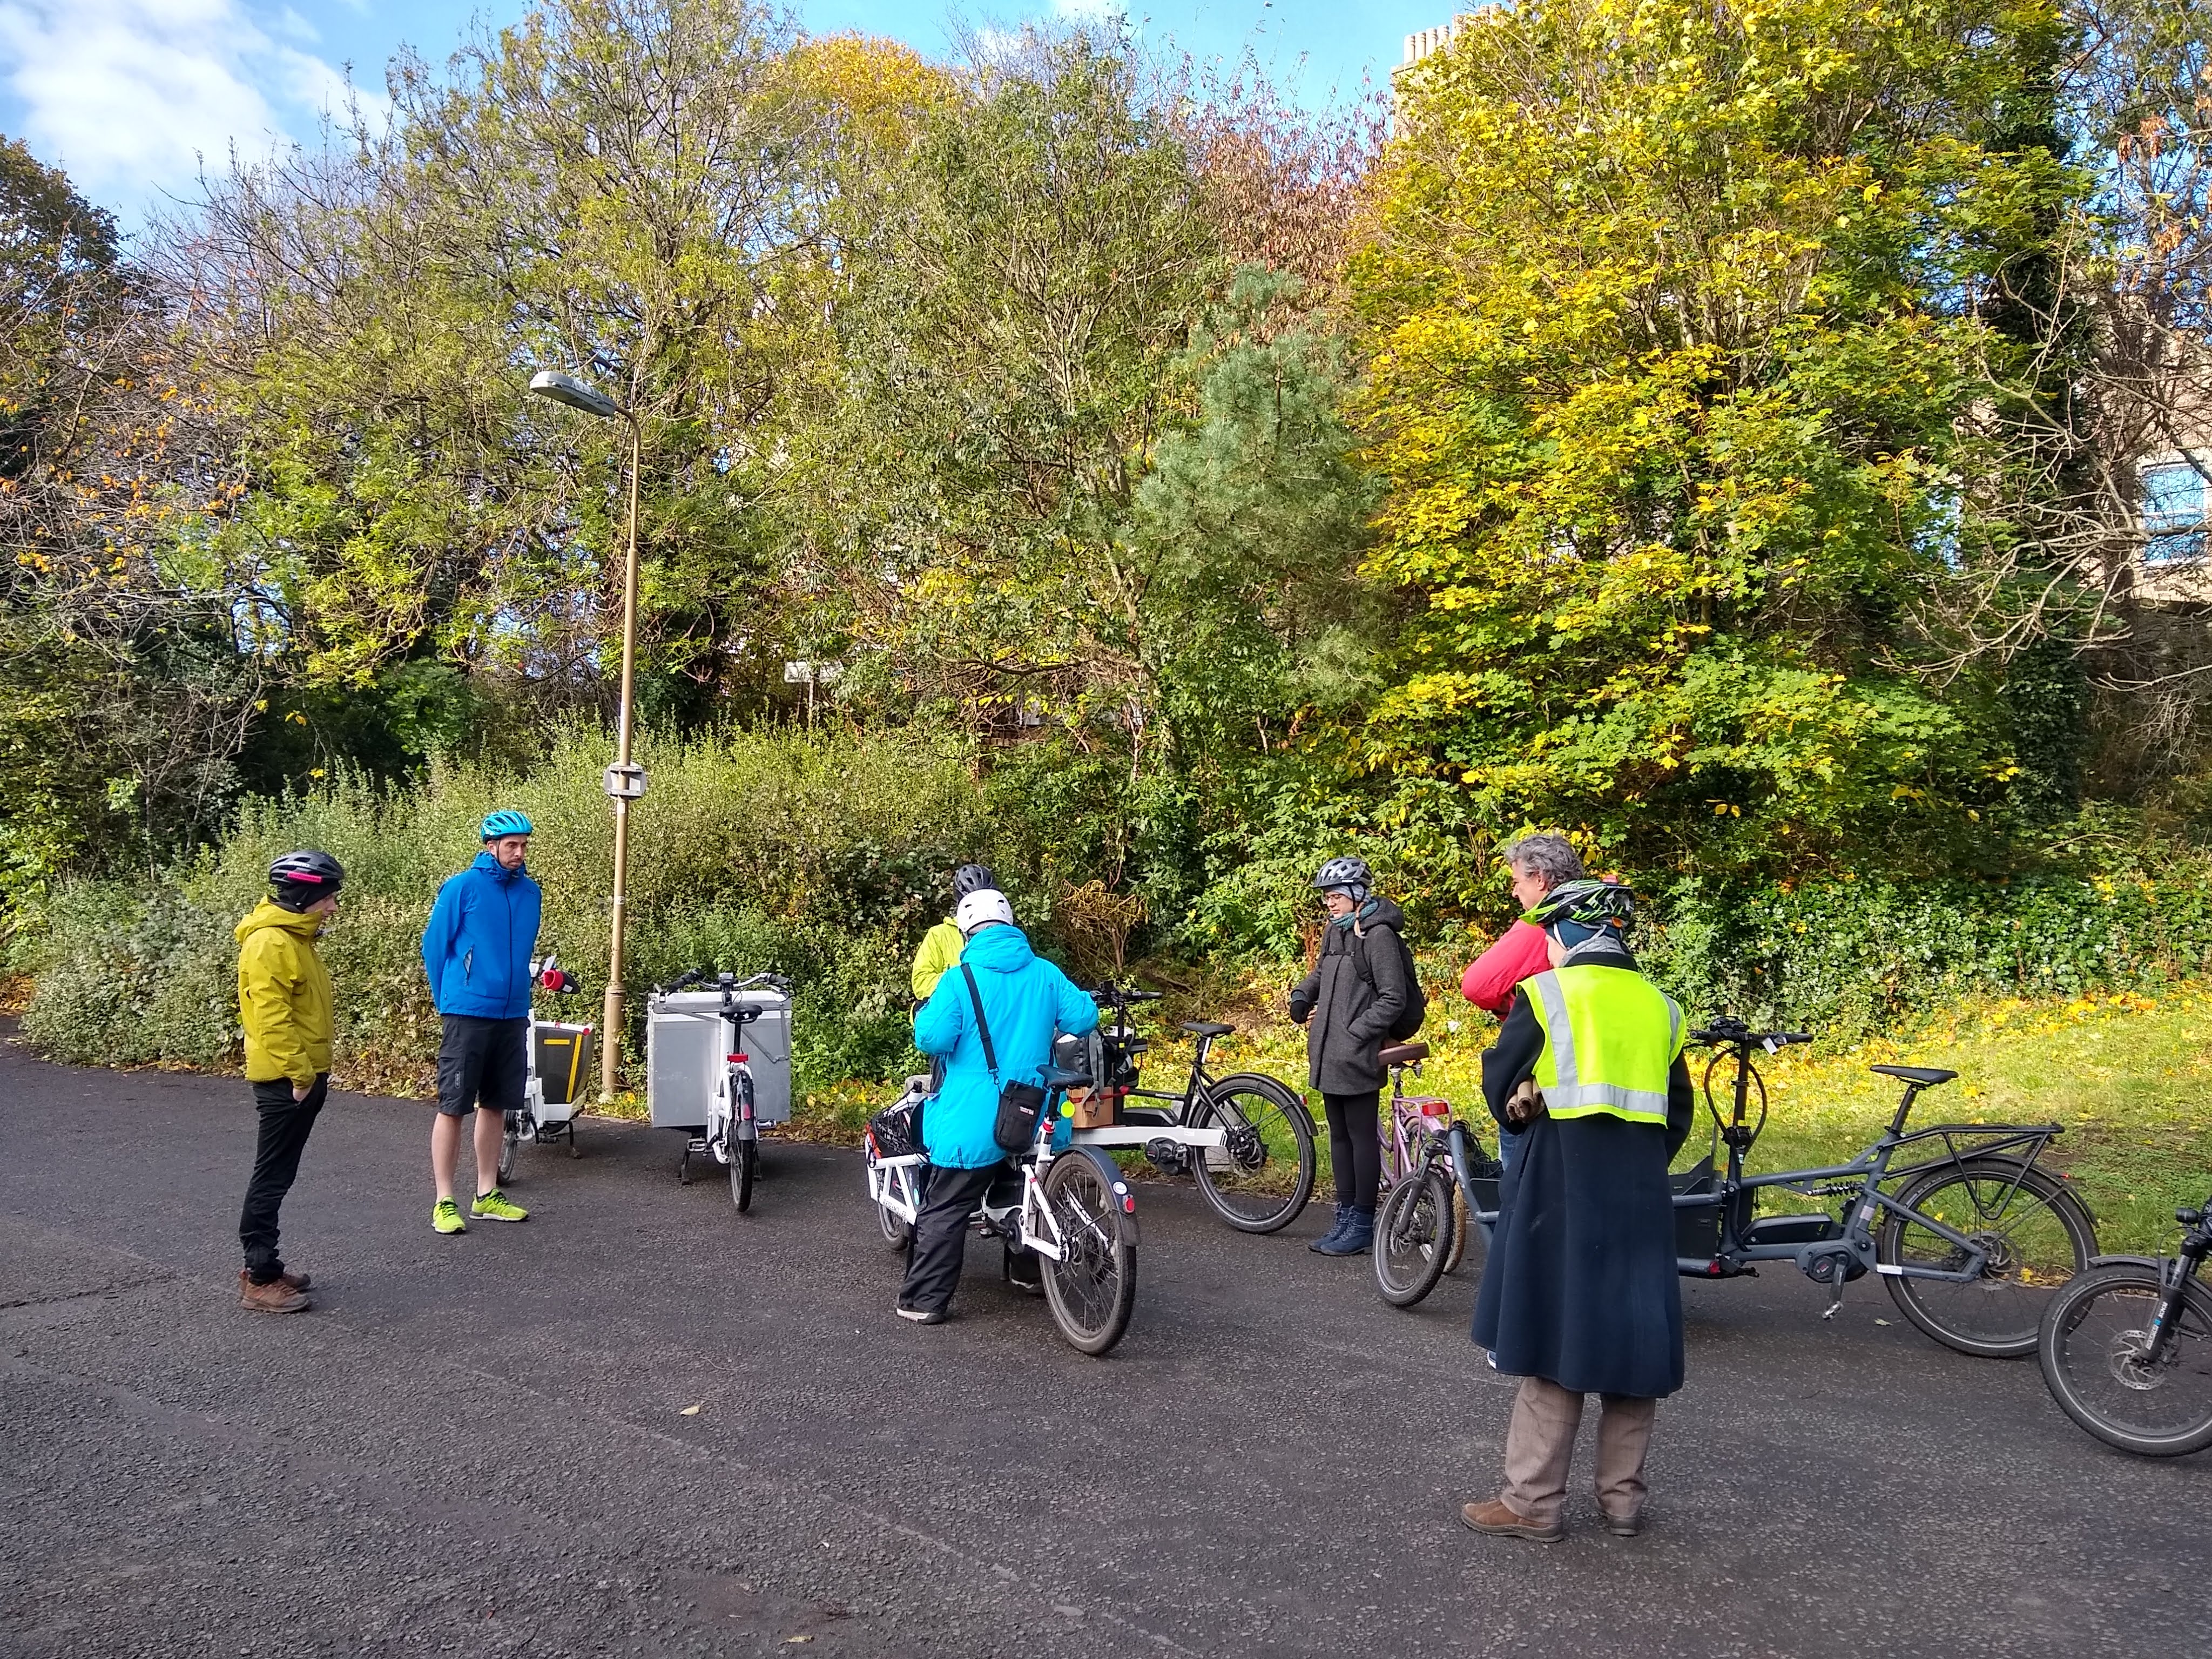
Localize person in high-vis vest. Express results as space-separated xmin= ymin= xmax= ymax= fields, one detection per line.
xmin=1460 ymin=880 xmax=1694 ymax=1543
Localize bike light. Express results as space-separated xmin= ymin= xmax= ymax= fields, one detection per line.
xmin=1419 ymin=1098 xmax=1449 ymax=1117
xmin=727 ymin=1053 xmax=748 ymax=1064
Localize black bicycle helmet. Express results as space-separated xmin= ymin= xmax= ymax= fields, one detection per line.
xmin=1312 ymin=855 xmax=1373 ymax=901
xmin=953 ymin=862 xmax=998 ymax=899
xmin=1525 ymin=876 xmax=1635 ymax=933
xmin=268 ymin=849 xmax=345 ymax=912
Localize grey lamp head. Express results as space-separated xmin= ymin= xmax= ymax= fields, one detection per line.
xmin=529 ymin=370 xmax=621 ymax=419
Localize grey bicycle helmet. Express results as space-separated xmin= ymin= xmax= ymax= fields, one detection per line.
xmin=1312 ymin=855 xmax=1373 ymax=901
xmin=952 ymin=863 xmax=999 ymax=899
xmin=268 ymin=849 xmax=345 ymax=912
xmin=1526 ymin=877 xmax=1636 ymax=934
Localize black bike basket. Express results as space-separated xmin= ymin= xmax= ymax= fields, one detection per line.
xmin=869 ymin=1096 xmax=925 ymax=1159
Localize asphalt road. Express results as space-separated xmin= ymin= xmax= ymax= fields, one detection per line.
xmin=3 ymin=1037 xmax=2207 ymax=1659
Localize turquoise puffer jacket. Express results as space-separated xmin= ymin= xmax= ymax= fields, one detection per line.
xmin=914 ymin=923 xmax=1099 ymax=1169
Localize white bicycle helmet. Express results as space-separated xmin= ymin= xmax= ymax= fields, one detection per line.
xmin=955 ymin=888 xmax=1015 ymax=935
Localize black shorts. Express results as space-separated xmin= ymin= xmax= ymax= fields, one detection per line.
xmin=436 ymin=1015 xmax=528 ymax=1117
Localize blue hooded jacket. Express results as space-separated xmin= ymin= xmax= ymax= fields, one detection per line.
xmin=420 ymin=852 xmax=543 ymax=1020
xmin=914 ymin=922 xmax=1098 ymax=1169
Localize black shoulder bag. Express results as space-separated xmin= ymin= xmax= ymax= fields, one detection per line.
xmin=962 ymin=965 xmax=1049 ymax=1154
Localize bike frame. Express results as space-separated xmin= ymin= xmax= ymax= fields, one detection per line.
xmin=1378 ymin=1055 xmax=1454 ymax=1193
xmin=1678 ymin=1035 xmax=2068 ymax=1286
xmin=863 ymin=1089 xmax=1134 ymax=1264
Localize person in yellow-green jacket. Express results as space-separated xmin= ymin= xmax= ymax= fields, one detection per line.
xmin=911 ymin=865 xmax=998 ymax=1001
xmin=233 ymin=850 xmax=344 ymax=1314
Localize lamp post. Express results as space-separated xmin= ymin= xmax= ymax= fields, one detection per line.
xmin=529 ymin=369 xmax=642 ymax=1101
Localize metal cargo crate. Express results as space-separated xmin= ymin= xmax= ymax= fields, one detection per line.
xmin=645 ymin=986 xmax=793 ymax=1131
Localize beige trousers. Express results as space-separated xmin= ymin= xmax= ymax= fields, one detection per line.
xmin=1499 ymin=1375 xmax=1658 ymax=1527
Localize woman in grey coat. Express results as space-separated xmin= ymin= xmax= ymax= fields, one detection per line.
xmin=1289 ymin=855 xmax=1411 ymax=1255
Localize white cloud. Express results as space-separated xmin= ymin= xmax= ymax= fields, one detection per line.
xmin=0 ymin=0 xmax=372 ymax=218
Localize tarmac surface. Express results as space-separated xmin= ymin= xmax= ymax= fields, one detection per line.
xmin=3 ymin=1035 xmax=2208 ymax=1658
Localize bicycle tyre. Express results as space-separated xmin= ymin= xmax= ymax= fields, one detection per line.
xmin=1188 ymin=1074 xmax=1316 ymax=1235
xmin=732 ymin=1135 xmax=758 ymax=1212
xmin=878 ymin=1193 xmax=914 ymax=1252
xmin=1374 ymin=1168 xmax=1455 ymax=1307
xmin=1039 ymin=1152 xmax=1136 ymax=1357
xmin=2039 ymin=1265 xmax=2212 ymax=1456
xmin=1443 ymin=1182 xmax=1472 ymax=1276
xmin=1879 ymin=1156 xmax=2096 ymax=1358
xmin=498 ymin=1111 xmax=520 ymax=1186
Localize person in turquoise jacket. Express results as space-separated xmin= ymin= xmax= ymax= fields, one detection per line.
xmin=896 ymin=886 xmax=1098 ymax=1324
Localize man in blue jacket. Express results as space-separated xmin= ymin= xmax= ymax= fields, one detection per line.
xmin=898 ymin=887 xmax=1098 ymax=1324
xmin=420 ymin=810 xmax=543 ymax=1236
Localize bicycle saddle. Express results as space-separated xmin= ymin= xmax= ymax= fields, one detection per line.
xmin=1181 ymin=1021 xmax=1233 ymax=1039
xmin=1379 ymin=1041 xmax=1430 ymax=1067
xmin=1869 ymin=1064 xmax=1958 ymax=1086
xmin=1041 ymin=1066 xmax=1093 ymax=1091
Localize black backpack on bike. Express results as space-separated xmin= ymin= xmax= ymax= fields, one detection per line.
xmin=1354 ymin=919 xmax=1426 ymax=1041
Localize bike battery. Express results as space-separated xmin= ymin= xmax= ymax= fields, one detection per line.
xmin=533 ymin=1022 xmax=596 ymax=1108
xmin=645 ymin=988 xmax=794 ymax=1130
xmin=1741 ymin=1213 xmax=1838 ymax=1247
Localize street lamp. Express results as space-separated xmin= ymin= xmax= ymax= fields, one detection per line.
xmin=529 ymin=368 xmax=642 ymax=1101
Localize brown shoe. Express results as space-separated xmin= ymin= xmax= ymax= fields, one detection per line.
xmin=1602 ymin=1511 xmax=1643 ymax=1537
xmin=276 ymin=1269 xmax=311 ymax=1291
xmin=238 ymin=1271 xmax=308 ymax=1313
xmin=1460 ymin=1500 xmax=1563 ymax=1542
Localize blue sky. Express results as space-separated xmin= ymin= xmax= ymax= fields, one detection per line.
xmin=1 ymin=0 xmax=1439 ymax=232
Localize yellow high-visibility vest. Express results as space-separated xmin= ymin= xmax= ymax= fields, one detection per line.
xmin=1526 ymin=964 xmax=1684 ymax=1125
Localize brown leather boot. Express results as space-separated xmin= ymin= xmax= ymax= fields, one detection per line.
xmin=1459 ymin=1499 xmax=1564 ymax=1542
xmin=238 ymin=1271 xmax=308 ymax=1313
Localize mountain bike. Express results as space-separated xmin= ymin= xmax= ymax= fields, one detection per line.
xmin=2038 ymin=1188 xmax=2212 ymax=1456
xmin=498 ymin=953 xmax=595 ymax=1184
xmin=1067 ymin=984 xmax=1315 ymax=1234
xmin=1674 ymin=1015 xmax=2098 ymax=1358
xmin=864 ymin=1064 xmax=1139 ymax=1355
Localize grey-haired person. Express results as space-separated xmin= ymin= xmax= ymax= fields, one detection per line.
xmin=1289 ymin=855 xmax=1412 ymax=1257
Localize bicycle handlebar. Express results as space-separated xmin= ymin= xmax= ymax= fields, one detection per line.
xmin=1691 ymin=1016 xmax=1813 ymax=1051
xmin=1089 ymin=984 xmax=1163 ymax=1004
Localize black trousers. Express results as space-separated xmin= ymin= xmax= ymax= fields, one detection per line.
xmin=239 ymin=1075 xmax=328 ymax=1284
xmin=899 ymin=1161 xmax=1010 ymax=1316
xmin=1321 ymin=1089 xmax=1382 ymax=1210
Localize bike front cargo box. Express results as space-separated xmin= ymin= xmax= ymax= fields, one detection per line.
xmin=533 ymin=1022 xmax=596 ymax=1116
xmin=645 ymin=987 xmax=794 ymax=1131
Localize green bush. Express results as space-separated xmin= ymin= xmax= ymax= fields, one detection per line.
xmin=12 ymin=725 xmax=1013 ymax=1096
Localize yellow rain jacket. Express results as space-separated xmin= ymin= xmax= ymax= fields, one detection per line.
xmin=910 ymin=917 xmax=963 ymax=1001
xmin=236 ymin=900 xmax=334 ymax=1088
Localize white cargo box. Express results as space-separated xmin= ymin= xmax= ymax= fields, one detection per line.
xmin=645 ymin=986 xmax=794 ymax=1130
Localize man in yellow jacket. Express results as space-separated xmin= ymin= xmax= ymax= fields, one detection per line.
xmin=234 ymin=850 xmax=344 ymax=1313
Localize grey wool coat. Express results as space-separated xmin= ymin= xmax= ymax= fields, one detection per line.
xmin=1291 ymin=897 xmax=1412 ymax=1094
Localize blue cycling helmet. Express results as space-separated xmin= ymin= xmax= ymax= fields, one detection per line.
xmin=481 ymin=810 xmax=535 ymax=842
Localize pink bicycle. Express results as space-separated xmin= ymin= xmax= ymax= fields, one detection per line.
xmin=1374 ymin=1040 xmax=1476 ymax=1282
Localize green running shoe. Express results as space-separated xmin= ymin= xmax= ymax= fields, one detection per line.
xmin=471 ymin=1189 xmax=528 ymax=1223
xmin=433 ymin=1197 xmax=467 ymax=1235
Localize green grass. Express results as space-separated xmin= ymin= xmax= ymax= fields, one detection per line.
xmin=951 ymin=970 xmax=2210 ymax=1256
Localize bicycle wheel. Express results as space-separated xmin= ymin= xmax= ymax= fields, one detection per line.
xmin=498 ymin=1111 xmax=520 ymax=1185
xmin=1038 ymin=1153 xmax=1136 ymax=1356
xmin=2039 ymin=1265 xmax=2212 ymax=1456
xmin=1879 ymin=1156 xmax=2096 ymax=1358
xmin=732 ymin=1134 xmax=758 ymax=1212
xmin=1442 ymin=1182 xmax=1473 ymax=1276
xmin=1374 ymin=1168 xmax=1455 ymax=1307
xmin=1188 ymin=1075 xmax=1316 ymax=1234
xmin=878 ymin=1193 xmax=914 ymax=1252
